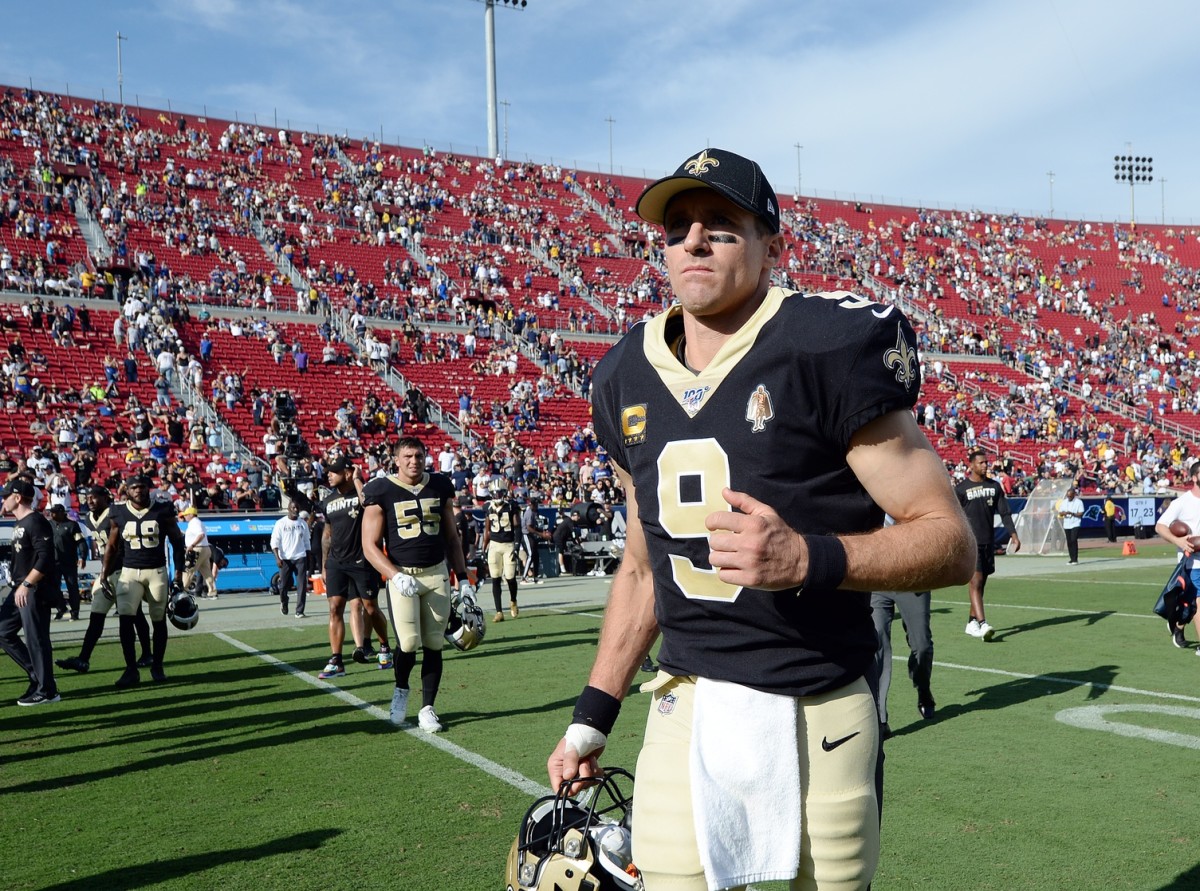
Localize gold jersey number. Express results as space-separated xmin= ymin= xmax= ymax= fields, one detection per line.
xmin=656 ymin=438 xmax=743 ymax=603
xmin=122 ymin=519 xmax=160 ymax=550
xmin=392 ymin=497 xmax=442 ymax=540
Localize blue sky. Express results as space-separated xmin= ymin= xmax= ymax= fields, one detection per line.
xmin=4 ymin=1 xmax=1199 ymax=225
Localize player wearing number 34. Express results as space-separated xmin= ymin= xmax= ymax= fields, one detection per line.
xmin=546 ymin=148 xmax=974 ymax=891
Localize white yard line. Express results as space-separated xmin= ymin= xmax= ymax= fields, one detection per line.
xmin=214 ymin=631 xmax=552 ymax=797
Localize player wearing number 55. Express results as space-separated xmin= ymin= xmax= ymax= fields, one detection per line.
xmin=545 ymin=148 xmax=974 ymax=891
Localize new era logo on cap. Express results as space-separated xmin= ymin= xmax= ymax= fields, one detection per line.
xmin=636 ymin=147 xmax=781 ymax=234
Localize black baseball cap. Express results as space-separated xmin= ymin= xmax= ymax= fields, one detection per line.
xmin=326 ymin=455 xmax=354 ymax=474
xmin=126 ymin=474 xmax=152 ymax=488
xmin=2 ymin=478 xmax=36 ymax=500
xmin=636 ymin=147 xmax=780 ymax=234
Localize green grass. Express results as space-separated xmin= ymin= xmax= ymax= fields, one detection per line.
xmin=4 ymin=550 xmax=1200 ymax=890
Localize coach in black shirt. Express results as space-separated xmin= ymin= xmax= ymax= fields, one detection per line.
xmin=0 ymin=477 xmax=62 ymax=705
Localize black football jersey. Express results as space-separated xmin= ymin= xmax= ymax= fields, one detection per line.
xmin=322 ymin=488 xmax=366 ymax=564
xmin=84 ymin=507 xmax=117 ymax=560
xmin=485 ymin=498 xmax=519 ymax=544
xmin=13 ymin=511 xmax=59 ymax=601
xmin=109 ymin=501 xmax=181 ymax=570
xmin=590 ymin=287 xmax=921 ymax=697
xmin=362 ymin=473 xmax=455 ymax=568
xmin=954 ymin=476 xmax=1013 ymax=544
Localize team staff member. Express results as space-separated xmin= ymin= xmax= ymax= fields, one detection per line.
xmin=483 ymin=479 xmax=520 ymax=621
xmin=318 ymin=455 xmax=392 ymax=679
xmin=180 ymin=506 xmax=217 ymax=598
xmin=362 ymin=437 xmax=471 ymax=733
xmin=1103 ymin=492 xmax=1118 ymax=543
xmin=56 ymin=486 xmax=153 ymax=674
xmin=102 ymin=474 xmax=187 ymax=687
xmin=956 ymin=449 xmax=1021 ymax=640
xmin=546 ymin=148 xmax=974 ymax=891
xmin=271 ymin=501 xmax=311 ymax=617
xmin=1057 ymin=486 xmax=1085 ymax=565
xmin=48 ymin=502 xmax=87 ymax=621
xmin=0 ymin=477 xmax=61 ymax=705
xmin=520 ymin=495 xmax=549 ymax=584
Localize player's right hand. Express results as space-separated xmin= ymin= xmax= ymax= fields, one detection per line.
xmin=390 ymin=571 xmax=418 ymax=597
xmin=552 ymin=725 xmax=609 ymax=797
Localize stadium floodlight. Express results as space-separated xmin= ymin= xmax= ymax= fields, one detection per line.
xmin=1113 ymin=152 xmax=1153 ymax=227
xmin=473 ymin=0 xmax=529 ymax=160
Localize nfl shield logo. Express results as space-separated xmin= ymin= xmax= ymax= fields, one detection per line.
xmin=657 ymin=691 xmax=677 ymax=717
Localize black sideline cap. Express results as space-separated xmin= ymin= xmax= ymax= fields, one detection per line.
xmin=636 ymin=147 xmax=780 ymax=234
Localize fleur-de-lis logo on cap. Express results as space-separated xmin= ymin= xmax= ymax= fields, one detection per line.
xmin=684 ymin=150 xmax=720 ymax=177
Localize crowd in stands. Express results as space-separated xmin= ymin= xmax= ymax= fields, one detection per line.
xmin=12 ymin=84 xmax=1200 ymax=503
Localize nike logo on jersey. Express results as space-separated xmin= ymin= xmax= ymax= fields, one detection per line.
xmin=821 ymin=731 xmax=860 ymax=752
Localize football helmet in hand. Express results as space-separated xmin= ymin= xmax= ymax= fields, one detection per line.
xmin=166 ymin=588 xmax=200 ymax=631
xmin=444 ymin=588 xmax=486 ymax=652
xmin=505 ymin=767 xmax=641 ymax=891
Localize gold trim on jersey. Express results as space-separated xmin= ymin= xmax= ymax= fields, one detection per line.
xmin=387 ymin=473 xmax=429 ymax=495
xmin=642 ymin=286 xmax=791 ymax=418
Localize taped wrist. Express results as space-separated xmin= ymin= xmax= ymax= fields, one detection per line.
xmin=801 ymin=534 xmax=847 ymax=592
xmin=572 ymin=684 xmax=621 ymax=736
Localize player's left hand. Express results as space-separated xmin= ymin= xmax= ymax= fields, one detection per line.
xmin=706 ymin=488 xmax=806 ymax=590
xmin=457 ymin=579 xmax=476 ymax=603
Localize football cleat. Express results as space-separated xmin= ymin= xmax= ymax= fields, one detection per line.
xmin=418 ymin=705 xmax=444 ymax=733
xmin=56 ymin=656 xmax=90 ymax=673
xmin=494 ymin=611 xmax=505 ymax=623
xmin=377 ymin=648 xmax=393 ymax=669
xmin=510 ymin=601 xmax=520 ymax=618
xmin=965 ymin=619 xmax=982 ymax=638
xmin=506 ymin=767 xmax=641 ymax=891
xmin=150 ymin=665 xmax=167 ymax=683
xmin=352 ymin=647 xmax=368 ymax=664
xmin=978 ymin=621 xmax=995 ymax=642
xmin=17 ymin=690 xmax=61 ymax=707
xmin=389 ymin=687 xmax=410 ymax=726
xmin=918 ymin=696 xmax=936 ymax=720
xmin=115 ymin=668 xmax=141 ymax=689
xmin=1172 ymin=627 xmax=1188 ymax=649
xmin=318 ymin=660 xmax=346 ymax=679
xmin=137 ymin=653 xmax=155 ymax=668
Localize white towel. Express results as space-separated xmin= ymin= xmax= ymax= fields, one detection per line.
xmin=690 ymin=677 xmax=801 ymax=891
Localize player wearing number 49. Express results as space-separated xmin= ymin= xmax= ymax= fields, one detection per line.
xmin=362 ymin=437 xmax=473 ymax=733
xmin=546 ymin=147 xmax=974 ymax=891
xmin=102 ymin=474 xmax=187 ymax=688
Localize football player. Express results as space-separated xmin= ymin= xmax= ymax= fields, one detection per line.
xmin=362 ymin=436 xmax=472 ymax=732
xmin=546 ymin=148 xmax=974 ymax=891
xmin=102 ymin=474 xmax=187 ymax=687
xmin=482 ymin=477 xmax=520 ymax=621
xmin=318 ymin=455 xmax=392 ymax=679
xmin=55 ymin=485 xmax=154 ymax=674
xmin=955 ymin=448 xmax=1021 ymax=640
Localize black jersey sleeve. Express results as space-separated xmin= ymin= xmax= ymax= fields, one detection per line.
xmin=816 ymin=304 xmax=921 ymax=449
xmin=590 ymin=332 xmax=637 ymax=471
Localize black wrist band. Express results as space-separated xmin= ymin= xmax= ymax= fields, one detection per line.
xmin=572 ymin=685 xmax=622 ymax=736
xmin=801 ymin=534 xmax=847 ymax=592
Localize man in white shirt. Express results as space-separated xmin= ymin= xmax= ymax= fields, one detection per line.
xmin=1056 ymin=486 xmax=1085 ymax=565
xmin=437 ymin=443 xmax=457 ymax=474
xmin=1156 ymin=461 xmax=1200 ymax=650
xmin=180 ymin=506 xmax=217 ymax=598
xmin=270 ymin=502 xmax=311 ymax=617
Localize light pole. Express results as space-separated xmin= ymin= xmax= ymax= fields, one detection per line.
xmin=1046 ymin=171 xmax=1055 ymax=218
xmin=605 ymin=115 xmax=616 ymax=175
xmin=794 ymin=142 xmax=803 ymax=198
xmin=1113 ymin=150 xmax=1152 ymax=228
xmin=116 ymin=31 xmax=128 ymax=107
xmin=1161 ymin=177 xmax=1167 ymax=224
xmin=499 ymin=99 xmax=511 ymax=160
xmin=478 ymin=0 xmax=527 ymax=160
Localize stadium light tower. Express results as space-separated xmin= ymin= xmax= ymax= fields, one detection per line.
xmin=116 ymin=31 xmax=128 ymax=107
xmin=1046 ymin=171 xmax=1054 ymax=218
xmin=477 ymin=0 xmax=527 ymax=160
xmin=1113 ymin=150 xmax=1152 ymax=228
xmin=794 ymin=142 xmax=803 ymax=198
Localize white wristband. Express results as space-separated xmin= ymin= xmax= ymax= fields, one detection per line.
xmin=563 ymin=723 xmax=608 ymax=759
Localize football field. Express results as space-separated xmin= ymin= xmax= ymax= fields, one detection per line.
xmin=4 ymin=543 xmax=1198 ymax=891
